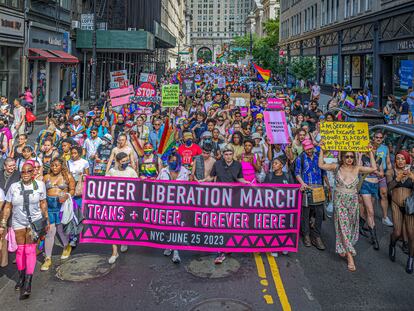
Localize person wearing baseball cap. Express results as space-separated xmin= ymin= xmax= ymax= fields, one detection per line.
xmin=295 ymin=138 xmax=328 ymax=251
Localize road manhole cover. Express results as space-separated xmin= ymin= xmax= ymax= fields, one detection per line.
xmin=186 ymin=256 xmax=240 ymax=279
xmin=189 ymin=298 xmax=252 ymax=311
xmin=56 ymin=254 xmax=114 ymax=281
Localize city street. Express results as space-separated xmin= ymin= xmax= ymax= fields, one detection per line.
xmin=0 ymin=204 xmax=412 ymax=311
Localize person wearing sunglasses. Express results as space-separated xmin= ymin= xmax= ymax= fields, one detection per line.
xmin=319 ymin=147 xmax=377 ymax=272
xmin=0 ymin=162 xmax=48 ymax=298
xmin=83 ymin=127 xmax=102 ymax=175
xmin=372 ymin=131 xmax=393 ymax=227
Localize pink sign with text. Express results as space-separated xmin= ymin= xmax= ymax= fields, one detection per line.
xmin=267 ymin=98 xmax=285 ymax=110
xmin=264 ymin=110 xmax=289 ymax=144
xmin=109 ymin=85 xmax=135 ymax=107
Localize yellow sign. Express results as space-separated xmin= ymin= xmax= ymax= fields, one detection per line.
xmin=320 ymin=122 xmax=370 ymax=152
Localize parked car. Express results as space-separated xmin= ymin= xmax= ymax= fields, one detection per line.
xmin=329 ymin=107 xmax=386 ymax=127
xmin=370 ymin=124 xmax=414 ymax=154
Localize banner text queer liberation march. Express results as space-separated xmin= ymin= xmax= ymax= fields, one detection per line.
xmin=80 ymin=176 xmax=302 ymax=253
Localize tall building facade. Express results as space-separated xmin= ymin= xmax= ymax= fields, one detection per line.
xmin=0 ymin=0 xmax=24 ymax=101
xmin=246 ymin=0 xmax=280 ymax=38
xmin=187 ymin=0 xmax=254 ymax=62
xmin=74 ymin=0 xmax=179 ymax=100
xmin=279 ymin=0 xmax=414 ymax=107
xmin=161 ymin=0 xmax=186 ymax=68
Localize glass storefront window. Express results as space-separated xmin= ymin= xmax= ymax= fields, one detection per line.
xmin=365 ymin=55 xmax=373 ymax=91
xmin=320 ymin=56 xmax=326 ymax=85
xmin=332 ymin=55 xmax=338 ymax=84
xmin=351 ymin=55 xmax=361 ymax=89
xmin=344 ymin=56 xmax=350 ymax=85
xmin=393 ymin=55 xmax=414 ymax=98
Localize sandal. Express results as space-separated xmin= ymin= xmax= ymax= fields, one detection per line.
xmin=347 ymin=263 xmax=356 ymax=272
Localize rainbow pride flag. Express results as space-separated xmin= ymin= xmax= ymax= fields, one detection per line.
xmin=253 ymin=63 xmax=271 ymax=83
xmin=157 ymin=118 xmax=176 ymax=157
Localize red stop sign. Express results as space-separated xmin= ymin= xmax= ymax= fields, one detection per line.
xmin=136 ymin=82 xmax=156 ymax=107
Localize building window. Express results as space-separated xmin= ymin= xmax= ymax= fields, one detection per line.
xmin=366 ymin=0 xmax=372 ymax=11
xmin=345 ymin=0 xmax=351 ymax=18
xmin=321 ymin=0 xmax=326 ymax=26
xmin=352 ymin=0 xmax=358 ymax=16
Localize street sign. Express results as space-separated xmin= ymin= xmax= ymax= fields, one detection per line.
xmin=81 ymin=14 xmax=94 ymax=30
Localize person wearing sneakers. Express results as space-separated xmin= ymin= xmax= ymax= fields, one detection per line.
xmin=41 ymin=158 xmax=76 ymax=271
xmin=157 ymin=152 xmax=190 ymax=263
xmin=295 ymin=139 xmax=329 ymax=251
xmin=106 ymin=152 xmax=138 ymax=264
xmin=372 ymin=131 xmax=394 ymax=227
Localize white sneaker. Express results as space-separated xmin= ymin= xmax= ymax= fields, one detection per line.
xmin=271 ymin=252 xmax=278 ymax=257
xmin=172 ymin=250 xmax=181 ymax=263
xmin=382 ymin=217 xmax=393 ymax=227
xmin=282 ymin=251 xmax=288 ymax=255
xmin=108 ymin=254 xmax=119 ymax=264
xmin=163 ymin=249 xmax=172 ymax=256
xmin=120 ymin=245 xmax=128 ymax=253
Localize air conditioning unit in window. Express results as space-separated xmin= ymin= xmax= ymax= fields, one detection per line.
xmin=72 ymin=21 xmax=80 ymax=29
xmin=128 ymin=27 xmax=136 ymax=31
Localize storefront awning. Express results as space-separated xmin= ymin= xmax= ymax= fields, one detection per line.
xmin=28 ymin=48 xmax=79 ymax=64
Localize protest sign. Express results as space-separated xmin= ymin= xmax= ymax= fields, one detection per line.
xmin=230 ymin=93 xmax=251 ymax=107
xmin=136 ymin=82 xmax=156 ymax=107
xmin=264 ymin=111 xmax=289 ymax=144
xmin=139 ymin=73 xmax=157 ymax=85
xmin=80 ymin=176 xmax=302 ymax=253
xmin=182 ymin=78 xmax=195 ymax=96
xmin=267 ymin=98 xmax=285 ymax=110
xmin=217 ymin=76 xmax=226 ymax=89
xmin=110 ymin=70 xmax=128 ymax=88
xmin=320 ymin=122 xmax=370 ymax=152
xmin=162 ymin=84 xmax=180 ymax=107
xmin=109 ymin=85 xmax=134 ymax=107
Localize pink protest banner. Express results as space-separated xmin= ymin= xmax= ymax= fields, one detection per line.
xmin=109 ymin=85 xmax=134 ymax=107
xmin=264 ymin=110 xmax=289 ymax=144
xmin=267 ymin=98 xmax=285 ymax=110
xmin=80 ymin=176 xmax=302 ymax=253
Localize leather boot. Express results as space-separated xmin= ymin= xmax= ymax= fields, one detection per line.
xmin=402 ymin=241 xmax=409 ymax=255
xmin=359 ymin=217 xmax=369 ymax=237
xmin=389 ymin=235 xmax=396 ymax=262
xmin=21 ymin=274 xmax=32 ymax=299
xmin=368 ymin=227 xmax=380 ymax=250
xmin=14 ymin=270 xmax=25 ymax=291
xmin=406 ymin=256 xmax=414 ymax=274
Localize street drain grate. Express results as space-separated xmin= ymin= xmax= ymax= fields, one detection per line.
xmin=186 ymin=256 xmax=240 ymax=279
xmin=56 ymin=254 xmax=114 ymax=281
xmin=189 ymin=298 xmax=252 ymax=311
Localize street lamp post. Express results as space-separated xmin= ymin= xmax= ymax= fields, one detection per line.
xmin=90 ymin=0 xmax=97 ymax=102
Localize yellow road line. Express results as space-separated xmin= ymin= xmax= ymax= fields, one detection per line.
xmin=266 ymin=252 xmax=292 ymax=311
xmin=254 ymin=252 xmax=266 ymax=278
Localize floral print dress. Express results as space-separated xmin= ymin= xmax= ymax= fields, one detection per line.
xmin=334 ymin=172 xmax=360 ymax=256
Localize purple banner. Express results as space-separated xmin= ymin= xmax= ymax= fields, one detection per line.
xmin=80 ymin=176 xmax=302 ymax=253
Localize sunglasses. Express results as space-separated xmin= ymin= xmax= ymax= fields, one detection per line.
xmin=345 ymin=155 xmax=355 ymax=159
xmin=21 ymin=169 xmax=34 ymax=174
xmin=375 ymin=136 xmax=383 ymax=139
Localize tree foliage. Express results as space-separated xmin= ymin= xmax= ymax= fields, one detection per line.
xmin=229 ymin=18 xmax=285 ymax=74
xmin=289 ymin=57 xmax=316 ymax=82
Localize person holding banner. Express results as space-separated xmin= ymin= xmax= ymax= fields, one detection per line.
xmin=210 ymin=144 xmax=249 ymax=263
xmin=318 ymin=147 xmax=377 ymax=272
xmin=106 ymin=152 xmax=138 ymax=264
xmin=157 ymin=153 xmax=190 ymax=264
